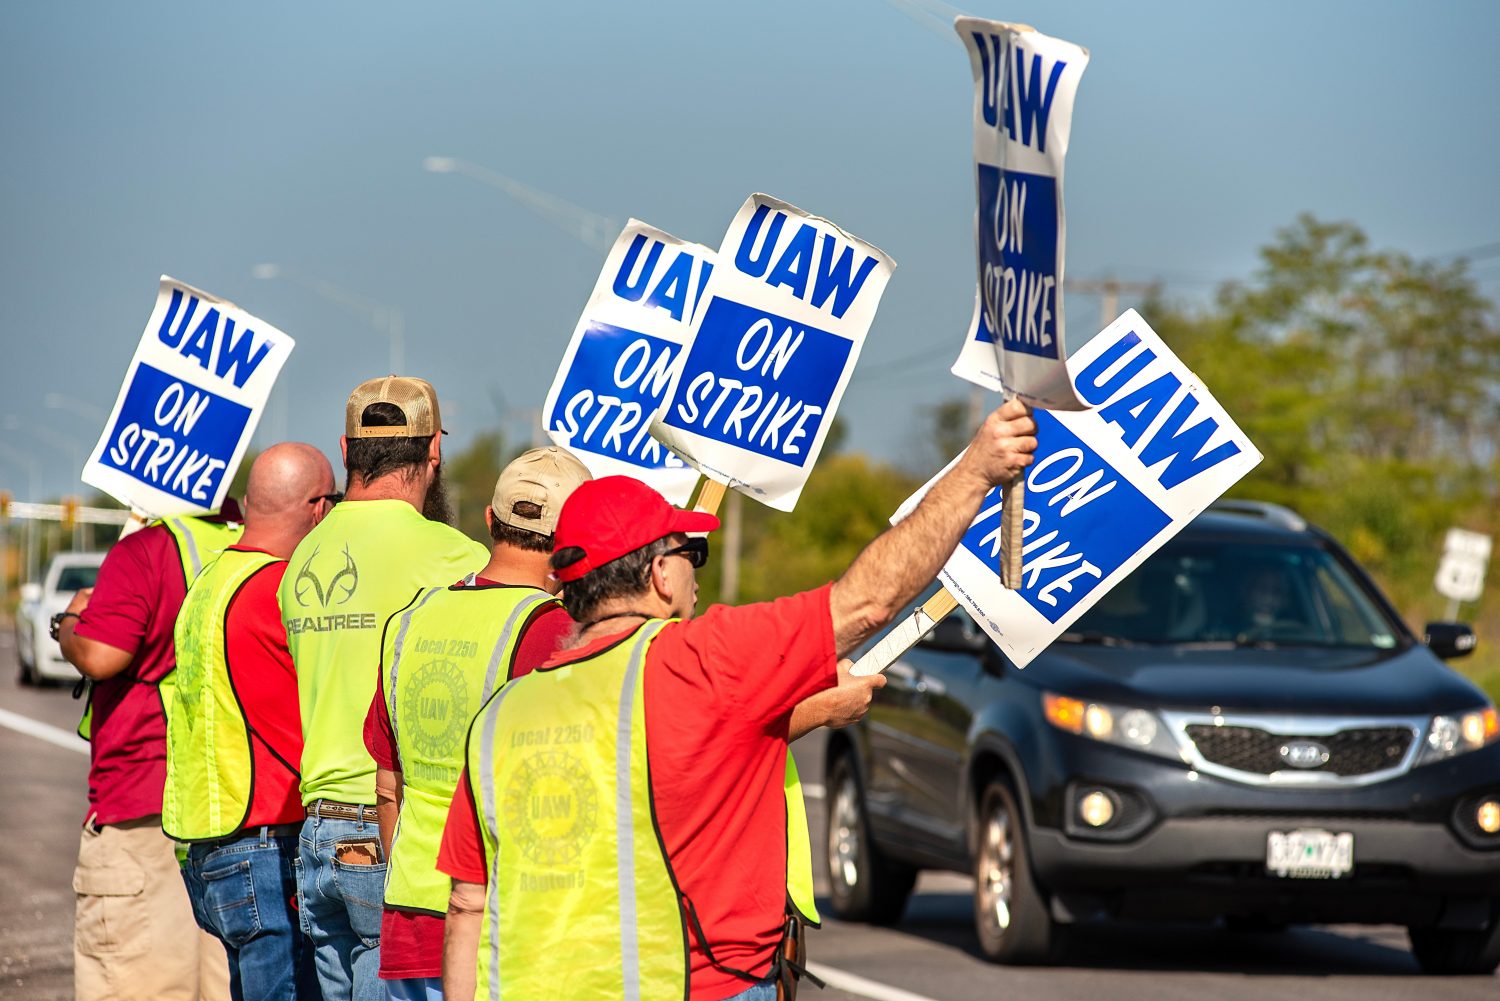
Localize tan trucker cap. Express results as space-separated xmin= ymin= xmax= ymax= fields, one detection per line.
xmin=491 ymin=446 xmax=592 ymax=535
xmin=345 ymin=376 xmax=443 ymax=439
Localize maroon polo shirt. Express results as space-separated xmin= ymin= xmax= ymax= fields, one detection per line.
xmin=72 ymin=523 xmax=186 ymax=825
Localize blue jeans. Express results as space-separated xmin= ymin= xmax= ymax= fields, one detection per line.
xmin=385 ymin=976 xmax=443 ymax=1000
xmin=182 ymin=828 xmax=314 ymax=1001
xmin=724 ymin=978 xmax=777 ymax=1000
xmin=297 ymin=812 xmax=386 ymax=1001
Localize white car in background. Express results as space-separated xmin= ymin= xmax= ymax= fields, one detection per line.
xmin=16 ymin=551 xmax=106 ymax=686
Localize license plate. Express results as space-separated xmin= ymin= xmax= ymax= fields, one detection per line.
xmin=1266 ymin=829 xmax=1353 ymax=879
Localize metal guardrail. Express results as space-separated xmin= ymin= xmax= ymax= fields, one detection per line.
xmin=3 ymin=502 xmax=131 ymax=525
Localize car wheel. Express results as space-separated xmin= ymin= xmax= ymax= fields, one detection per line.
xmin=825 ymin=754 xmax=916 ymax=925
xmin=17 ymin=638 xmax=36 ymax=686
xmin=1408 ymin=904 xmax=1500 ymax=975
xmin=974 ymin=777 xmax=1055 ymax=964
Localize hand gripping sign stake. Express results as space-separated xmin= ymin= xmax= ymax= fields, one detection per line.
xmin=952 ymin=17 xmax=1093 ymax=588
xmin=855 ymin=311 xmax=1263 ymax=675
xmin=852 ymin=18 xmax=1092 ymax=676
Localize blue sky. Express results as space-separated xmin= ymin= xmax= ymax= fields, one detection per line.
xmin=3 ymin=0 xmax=1497 ymax=501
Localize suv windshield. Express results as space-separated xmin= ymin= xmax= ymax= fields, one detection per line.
xmin=55 ymin=565 xmax=100 ymax=592
xmin=1069 ymin=541 xmax=1400 ymax=649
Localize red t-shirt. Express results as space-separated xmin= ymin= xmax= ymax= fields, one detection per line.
xmin=364 ymin=579 xmax=574 ymax=980
xmin=223 ymin=551 xmax=305 ymax=828
xmin=72 ymin=524 xmax=186 ymax=825
xmin=438 ymin=585 xmax=837 ymax=1000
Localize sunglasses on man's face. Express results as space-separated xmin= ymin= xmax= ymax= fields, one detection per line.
xmin=309 ymin=492 xmax=344 ymax=507
xmin=662 ymin=537 xmax=709 ymax=570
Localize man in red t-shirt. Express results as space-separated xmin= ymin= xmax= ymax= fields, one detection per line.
xmin=57 ymin=504 xmax=241 ymax=1001
xmin=362 ymin=447 xmax=588 ymax=1001
xmin=167 ymin=443 xmax=338 ymax=1001
xmin=438 ymin=401 xmax=1038 ymax=1000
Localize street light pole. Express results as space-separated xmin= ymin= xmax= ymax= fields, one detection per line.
xmin=252 ymin=264 xmax=405 ymax=374
xmin=422 ymin=156 xmax=620 ymax=253
xmin=33 ymin=425 xmax=85 ymax=549
xmin=0 ymin=443 xmax=41 ymax=583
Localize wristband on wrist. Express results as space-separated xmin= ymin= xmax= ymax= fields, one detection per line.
xmin=49 ymin=611 xmax=79 ymax=641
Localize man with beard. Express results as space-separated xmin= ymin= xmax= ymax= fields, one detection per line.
xmin=281 ymin=376 xmax=487 ymax=1001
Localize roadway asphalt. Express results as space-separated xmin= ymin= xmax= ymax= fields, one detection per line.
xmin=0 ymin=629 xmax=1495 ymax=1000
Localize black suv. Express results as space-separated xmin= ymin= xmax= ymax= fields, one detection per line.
xmin=825 ymin=501 xmax=1500 ymax=974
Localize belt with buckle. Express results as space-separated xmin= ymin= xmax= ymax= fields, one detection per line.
xmin=310 ymin=799 xmax=376 ymax=821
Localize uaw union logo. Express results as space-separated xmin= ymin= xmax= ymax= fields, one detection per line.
xmin=173 ymin=628 xmax=206 ymax=727
xmin=293 ymin=545 xmax=359 ymax=608
xmin=503 ymin=749 xmax=599 ymax=866
xmin=406 ymin=658 xmax=469 ymax=757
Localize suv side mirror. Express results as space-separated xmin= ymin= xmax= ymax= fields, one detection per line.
xmin=1424 ymin=621 xmax=1477 ymax=660
xmin=920 ymin=614 xmax=990 ymax=656
xmin=20 ymin=583 xmax=41 ymax=605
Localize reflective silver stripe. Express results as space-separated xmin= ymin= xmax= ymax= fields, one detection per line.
xmin=386 ymin=587 xmax=442 ymax=747
xmin=616 ymin=622 xmax=664 ymax=1001
xmin=477 ymin=680 xmax=521 ymax=1001
xmin=168 ymin=519 xmax=203 ymax=577
xmin=481 ymin=593 xmax=554 ymax=701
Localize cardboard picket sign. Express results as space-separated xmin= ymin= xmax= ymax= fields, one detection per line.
xmin=950 ymin=17 xmax=1090 ymax=411
xmin=857 ymin=310 xmax=1262 ymax=672
xmin=650 ymin=194 xmax=895 ymax=512
xmin=542 ymin=220 xmax=713 ymax=506
xmin=82 ymin=277 xmax=295 ymax=519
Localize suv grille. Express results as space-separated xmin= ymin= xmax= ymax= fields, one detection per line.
xmin=1185 ymin=724 xmax=1412 ymax=776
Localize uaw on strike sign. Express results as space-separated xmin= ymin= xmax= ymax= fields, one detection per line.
xmin=83 ymin=277 xmax=295 ymax=518
xmin=651 ymin=194 xmax=894 ymax=511
xmin=897 ymin=311 xmax=1262 ymax=668
xmin=543 ymin=221 xmax=713 ymax=505
xmin=951 ymin=17 xmax=1089 ymax=411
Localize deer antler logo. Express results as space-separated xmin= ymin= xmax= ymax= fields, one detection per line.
xmin=293 ymin=545 xmax=360 ymax=608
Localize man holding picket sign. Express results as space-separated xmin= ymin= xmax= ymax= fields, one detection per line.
xmin=436 ymin=401 xmax=1034 ymax=999
xmin=60 ymin=277 xmax=296 ymax=1001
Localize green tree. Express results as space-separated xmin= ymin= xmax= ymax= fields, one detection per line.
xmin=445 ymin=431 xmax=513 ymax=545
xmin=1150 ymin=215 xmax=1500 ymax=698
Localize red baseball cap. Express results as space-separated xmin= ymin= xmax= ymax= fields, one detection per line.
xmin=552 ymin=476 xmax=720 ymax=583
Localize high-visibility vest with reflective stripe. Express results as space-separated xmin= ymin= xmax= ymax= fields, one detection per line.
xmin=161 ymin=547 xmax=282 ymax=841
xmin=468 ymin=620 xmax=823 ymax=999
xmin=77 ymin=516 xmax=242 ymax=741
xmin=470 ymin=620 xmax=685 ymax=1001
xmin=381 ymin=583 xmax=558 ymax=913
xmin=783 ymin=754 xmax=820 ymax=925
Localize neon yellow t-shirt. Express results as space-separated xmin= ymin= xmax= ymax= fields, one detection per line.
xmin=280 ymin=499 xmax=488 ymax=806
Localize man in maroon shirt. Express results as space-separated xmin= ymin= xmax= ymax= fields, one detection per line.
xmin=439 ymin=401 xmax=1038 ymax=1000
xmin=58 ymin=505 xmax=241 ymax=1001
xmin=167 ymin=443 xmax=338 ymax=1001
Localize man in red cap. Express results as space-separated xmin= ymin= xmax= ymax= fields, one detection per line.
xmin=439 ymin=401 xmax=1037 ymax=1000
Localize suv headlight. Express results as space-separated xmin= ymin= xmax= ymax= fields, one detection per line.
xmin=1042 ymin=693 xmax=1181 ymax=760
xmin=1418 ymin=705 xmax=1500 ymax=765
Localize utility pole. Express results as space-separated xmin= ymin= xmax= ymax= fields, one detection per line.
xmin=721 ymin=490 xmax=743 ymax=604
xmin=1066 ymin=277 xmax=1161 ymax=331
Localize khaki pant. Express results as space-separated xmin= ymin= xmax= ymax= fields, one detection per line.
xmin=74 ymin=815 xmax=232 ymax=1001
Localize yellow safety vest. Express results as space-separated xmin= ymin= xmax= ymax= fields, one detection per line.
xmin=77 ymin=516 xmax=243 ymax=740
xmin=381 ymin=583 xmax=559 ymax=913
xmin=468 ymin=620 xmax=819 ymax=1000
xmin=161 ymin=548 xmax=285 ymax=841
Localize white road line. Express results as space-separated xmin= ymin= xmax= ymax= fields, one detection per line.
xmin=807 ymin=962 xmax=943 ymax=1001
xmin=0 ymin=706 xmax=88 ymax=755
xmin=803 ymin=782 xmax=825 ymax=800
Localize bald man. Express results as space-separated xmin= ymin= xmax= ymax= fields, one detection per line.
xmin=163 ymin=443 xmax=338 ymax=1001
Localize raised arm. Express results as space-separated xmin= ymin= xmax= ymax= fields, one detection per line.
xmin=828 ymin=400 xmax=1035 ymax=658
